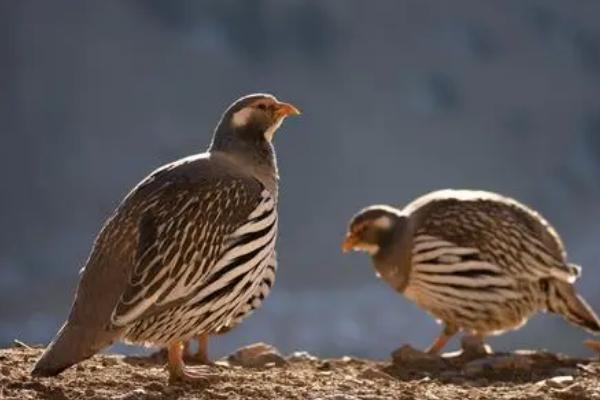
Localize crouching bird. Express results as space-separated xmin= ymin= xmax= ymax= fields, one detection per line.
xmin=343 ymin=189 xmax=600 ymax=354
xmin=32 ymin=93 xmax=300 ymax=382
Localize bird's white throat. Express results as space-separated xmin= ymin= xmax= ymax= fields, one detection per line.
xmin=264 ymin=117 xmax=284 ymax=142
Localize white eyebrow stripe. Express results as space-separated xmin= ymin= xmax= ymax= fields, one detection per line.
xmin=232 ymin=107 xmax=253 ymax=128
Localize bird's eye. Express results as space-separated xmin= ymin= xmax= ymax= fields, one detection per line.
xmin=257 ymin=104 xmax=267 ymax=110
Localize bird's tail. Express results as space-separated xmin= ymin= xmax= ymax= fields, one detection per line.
xmin=31 ymin=321 xmax=113 ymax=377
xmin=546 ymin=279 xmax=600 ymax=334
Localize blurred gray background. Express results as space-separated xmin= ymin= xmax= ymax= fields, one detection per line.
xmin=2 ymin=0 xmax=600 ymax=359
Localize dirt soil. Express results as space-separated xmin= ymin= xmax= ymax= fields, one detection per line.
xmin=1 ymin=343 xmax=600 ymax=400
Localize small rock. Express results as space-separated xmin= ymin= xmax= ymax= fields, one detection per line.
xmin=492 ymin=355 xmax=533 ymax=370
xmin=227 ymin=342 xmax=287 ymax=368
xmin=287 ymin=351 xmax=318 ymax=362
xmin=317 ymin=361 xmax=333 ymax=370
xmin=438 ymin=370 xmax=461 ymax=383
xmin=391 ymin=345 xmax=447 ymax=371
xmin=463 ymin=358 xmax=495 ymax=375
xmin=545 ymin=375 xmax=574 ymax=389
xmin=358 ymin=367 xmax=392 ymax=381
xmin=463 ymin=354 xmax=533 ymax=376
xmin=85 ymin=388 xmax=96 ymax=396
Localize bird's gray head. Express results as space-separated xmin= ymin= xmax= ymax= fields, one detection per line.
xmin=210 ymin=93 xmax=300 ymax=154
xmin=342 ymin=205 xmax=405 ymax=256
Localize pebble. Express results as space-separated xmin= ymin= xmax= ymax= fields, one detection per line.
xmin=318 ymin=361 xmax=333 ymax=370
xmin=545 ymin=375 xmax=574 ymax=389
xmin=227 ymin=343 xmax=287 ymax=368
xmin=463 ymin=354 xmax=533 ymax=376
xmin=287 ymin=351 xmax=318 ymax=362
xmin=438 ymin=370 xmax=462 ymax=383
xmin=391 ymin=345 xmax=447 ymax=370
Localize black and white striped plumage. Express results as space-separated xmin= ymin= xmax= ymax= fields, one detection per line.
xmin=344 ymin=189 xmax=600 ymax=352
xmin=115 ymin=177 xmax=279 ymax=345
xmin=214 ymin=253 xmax=277 ymax=334
xmin=33 ymin=93 xmax=299 ymax=380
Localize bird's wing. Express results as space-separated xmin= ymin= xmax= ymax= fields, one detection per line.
xmin=407 ymin=190 xmax=577 ymax=283
xmin=106 ymin=157 xmax=275 ymax=327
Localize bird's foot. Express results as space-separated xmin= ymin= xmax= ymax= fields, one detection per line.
xmin=168 ymin=341 xmax=220 ymax=385
xmin=168 ymin=364 xmax=219 ymax=385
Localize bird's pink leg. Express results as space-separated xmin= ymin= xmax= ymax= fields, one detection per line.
xmin=426 ymin=324 xmax=457 ymax=355
xmin=167 ymin=341 xmax=217 ymax=384
xmin=189 ymin=333 xmax=213 ymax=365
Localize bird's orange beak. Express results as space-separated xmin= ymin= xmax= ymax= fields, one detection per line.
xmin=274 ymin=101 xmax=301 ymax=118
xmin=342 ymin=233 xmax=359 ymax=253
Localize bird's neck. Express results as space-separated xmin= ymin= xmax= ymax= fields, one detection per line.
xmin=372 ymin=217 xmax=413 ymax=293
xmin=210 ymin=135 xmax=279 ymax=196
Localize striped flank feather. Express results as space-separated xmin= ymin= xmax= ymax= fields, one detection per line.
xmin=405 ymin=234 xmax=535 ymax=334
xmin=121 ymin=189 xmax=278 ymax=345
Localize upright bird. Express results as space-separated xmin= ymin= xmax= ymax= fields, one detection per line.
xmin=32 ymin=93 xmax=300 ymax=381
xmin=343 ymin=189 xmax=600 ymax=354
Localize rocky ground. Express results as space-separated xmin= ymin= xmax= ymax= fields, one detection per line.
xmin=1 ymin=340 xmax=600 ymax=400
